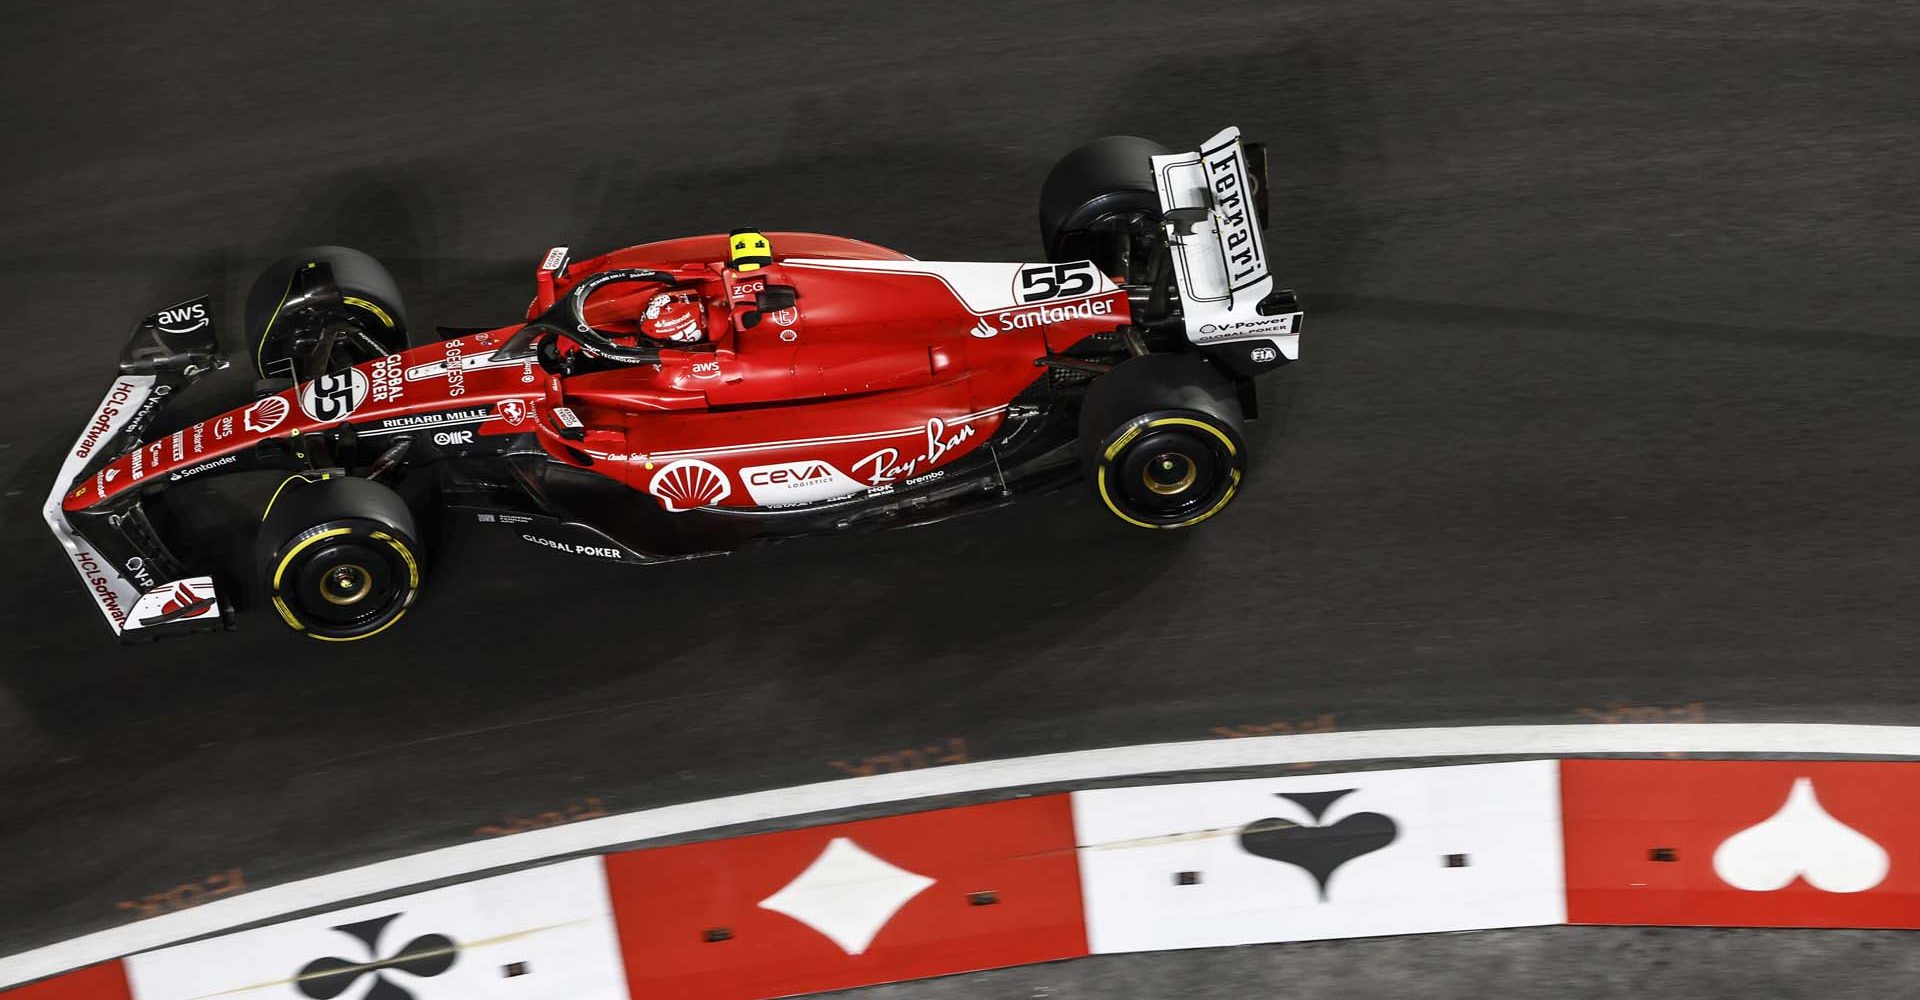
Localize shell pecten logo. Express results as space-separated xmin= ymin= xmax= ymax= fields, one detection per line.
xmin=648 ymin=459 xmax=731 ymax=512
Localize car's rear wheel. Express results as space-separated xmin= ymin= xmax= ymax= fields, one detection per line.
xmin=1080 ymin=354 xmax=1247 ymax=529
xmin=1038 ymin=135 xmax=1168 ymax=282
xmin=244 ymin=245 xmax=413 ymax=379
xmin=256 ymin=476 xmax=424 ymax=641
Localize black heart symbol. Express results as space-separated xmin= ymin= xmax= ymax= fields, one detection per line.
xmin=1237 ymin=789 xmax=1399 ymax=900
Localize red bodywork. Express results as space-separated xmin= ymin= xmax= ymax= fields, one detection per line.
xmin=65 ymin=233 xmax=1126 ymax=515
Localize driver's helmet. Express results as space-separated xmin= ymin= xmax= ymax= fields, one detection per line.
xmin=639 ymin=291 xmax=707 ymax=344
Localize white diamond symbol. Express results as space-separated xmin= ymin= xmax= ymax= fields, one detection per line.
xmin=757 ymin=836 xmax=936 ymax=955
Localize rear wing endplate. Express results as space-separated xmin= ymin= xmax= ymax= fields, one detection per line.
xmin=1150 ymin=126 xmax=1304 ymax=361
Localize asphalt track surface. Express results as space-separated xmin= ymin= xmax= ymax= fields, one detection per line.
xmin=1 ymin=0 xmax=1917 ymax=972
xmin=852 ymin=927 xmax=1920 ymax=1000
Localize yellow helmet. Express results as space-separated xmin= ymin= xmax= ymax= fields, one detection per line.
xmin=729 ymin=227 xmax=773 ymax=271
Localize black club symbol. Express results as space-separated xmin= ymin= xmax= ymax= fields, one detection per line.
xmin=296 ymin=914 xmax=458 ymax=1000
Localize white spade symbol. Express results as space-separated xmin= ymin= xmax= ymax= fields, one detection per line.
xmin=1711 ymin=778 xmax=1889 ymax=893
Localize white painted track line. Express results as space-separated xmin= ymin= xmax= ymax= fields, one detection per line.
xmin=7 ymin=722 xmax=1920 ymax=988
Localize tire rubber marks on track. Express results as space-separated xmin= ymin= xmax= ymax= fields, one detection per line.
xmin=829 ymin=737 xmax=969 ymax=778
xmin=1575 ymin=701 xmax=1707 ymax=724
xmin=114 ymin=870 xmax=246 ymax=921
xmin=1210 ymin=714 xmax=1336 ymax=770
xmin=474 ymin=797 xmax=609 ymax=839
xmin=1209 ymin=713 xmax=1337 ymax=740
xmin=1575 ymin=702 xmax=1707 ymax=758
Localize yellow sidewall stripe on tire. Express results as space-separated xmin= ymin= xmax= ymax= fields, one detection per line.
xmin=270 ymin=526 xmax=422 ymax=642
xmin=370 ymin=530 xmax=421 ymax=589
xmin=1103 ymin=423 xmax=1145 ymax=462
xmin=341 ymin=296 xmax=396 ymax=330
xmin=272 ymin=527 xmax=351 ymax=590
xmin=271 ymin=596 xmax=305 ymax=631
xmin=1097 ymin=415 xmax=1243 ymax=529
xmin=1104 ymin=415 xmax=1239 ymax=462
xmin=1143 ymin=416 xmax=1238 ymax=455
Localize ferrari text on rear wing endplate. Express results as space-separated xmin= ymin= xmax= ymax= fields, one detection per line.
xmin=1150 ymin=126 xmax=1303 ymax=362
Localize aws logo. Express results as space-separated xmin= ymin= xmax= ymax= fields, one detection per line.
xmin=155 ymin=298 xmax=211 ymax=335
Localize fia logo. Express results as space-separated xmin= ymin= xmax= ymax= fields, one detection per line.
xmin=296 ymin=914 xmax=456 ymax=1000
xmin=1250 ymin=346 xmax=1278 ymax=363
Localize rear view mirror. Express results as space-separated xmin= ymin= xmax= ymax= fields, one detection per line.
xmin=755 ymin=285 xmax=798 ymax=312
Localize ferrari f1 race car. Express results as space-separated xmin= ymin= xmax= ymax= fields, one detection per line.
xmin=46 ymin=126 xmax=1304 ymax=642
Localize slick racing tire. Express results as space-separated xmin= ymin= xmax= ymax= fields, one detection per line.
xmin=1038 ymin=135 xmax=1169 ymax=278
xmin=245 ymin=245 xmax=413 ymax=379
xmin=256 ymin=476 xmax=424 ymax=641
xmin=1080 ymin=354 xmax=1248 ymax=530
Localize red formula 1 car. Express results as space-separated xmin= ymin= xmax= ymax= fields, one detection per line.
xmin=45 ymin=126 xmax=1303 ymax=641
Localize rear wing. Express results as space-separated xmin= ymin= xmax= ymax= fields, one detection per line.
xmin=1150 ymin=126 xmax=1303 ymax=364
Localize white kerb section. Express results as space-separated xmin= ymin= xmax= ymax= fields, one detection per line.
xmin=6 ymin=723 xmax=1920 ymax=987
xmin=125 ymin=858 xmax=629 ymax=1000
xmin=1073 ymin=761 xmax=1564 ymax=952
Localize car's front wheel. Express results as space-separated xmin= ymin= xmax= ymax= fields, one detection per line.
xmin=243 ymin=245 xmax=413 ymax=379
xmin=256 ymin=476 xmax=424 ymax=641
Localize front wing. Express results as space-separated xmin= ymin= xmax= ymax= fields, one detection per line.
xmin=45 ymin=304 xmax=233 ymax=640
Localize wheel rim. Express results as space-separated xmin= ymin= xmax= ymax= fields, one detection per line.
xmin=274 ymin=526 xmax=418 ymax=639
xmin=318 ymin=564 xmax=374 ymax=606
xmin=1141 ymin=452 xmax=1199 ymax=495
xmin=1100 ymin=416 xmax=1243 ymax=528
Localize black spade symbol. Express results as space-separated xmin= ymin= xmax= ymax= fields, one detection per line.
xmin=1237 ymin=789 xmax=1399 ymax=900
xmin=296 ymin=913 xmax=458 ymax=1000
